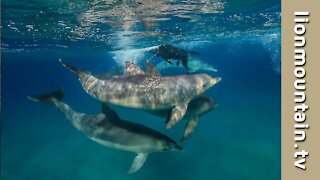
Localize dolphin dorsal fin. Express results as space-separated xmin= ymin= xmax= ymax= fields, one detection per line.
xmin=146 ymin=60 xmax=161 ymax=76
xmin=101 ymin=103 xmax=120 ymax=121
xmin=124 ymin=61 xmax=145 ymax=76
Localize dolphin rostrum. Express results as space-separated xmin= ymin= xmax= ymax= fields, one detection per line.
xmin=27 ymin=89 xmax=183 ymax=174
xmin=147 ymin=95 xmax=217 ymax=142
xmin=59 ymin=59 xmax=221 ymax=129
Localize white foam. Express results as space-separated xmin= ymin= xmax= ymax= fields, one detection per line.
xmin=110 ymin=46 xmax=159 ymax=69
xmin=260 ymin=32 xmax=281 ymax=73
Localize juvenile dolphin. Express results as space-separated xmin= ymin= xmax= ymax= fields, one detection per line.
xmin=148 ymin=44 xmax=200 ymax=73
xmin=148 ymin=95 xmax=217 ymax=142
xmin=27 ymin=89 xmax=183 ymax=174
xmin=59 ymin=59 xmax=221 ymax=129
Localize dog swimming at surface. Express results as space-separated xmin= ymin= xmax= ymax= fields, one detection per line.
xmin=148 ymin=44 xmax=200 ymax=73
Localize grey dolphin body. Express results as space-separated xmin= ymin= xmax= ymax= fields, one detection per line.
xmin=59 ymin=59 xmax=221 ymax=129
xmin=148 ymin=95 xmax=217 ymax=142
xmin=27 ymin=89 xmax=182 ymax=174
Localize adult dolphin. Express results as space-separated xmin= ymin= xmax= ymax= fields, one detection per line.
xmin=59 ymin=59 xmax=221 ymax=129
xmin=148 ymin=95 xmax=217 ymax=142
xmin=27 ymin=89 xmax=183 ymax=174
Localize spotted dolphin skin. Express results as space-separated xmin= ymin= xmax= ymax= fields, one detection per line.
xmin=148 ymin=95 xmax=217 ymax=142
xmin=27 ymin=89 xmax=183 ymax=174
xmin=59 ymin=59 xmax=221 ymax=129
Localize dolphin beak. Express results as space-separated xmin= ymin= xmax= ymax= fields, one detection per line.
xmin=210 ymin=77 xmax=222 ymax=87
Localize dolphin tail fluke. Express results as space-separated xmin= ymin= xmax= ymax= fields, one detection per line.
xmin=180 ymin=116 xmax=199 ymax=142
xmin=27 ymin=89 xmax=64 ymax=104
xmin=59 ymin=59 xmax=81 ymax=75
xmin=127 ymin=153 xmax=148 ymax=175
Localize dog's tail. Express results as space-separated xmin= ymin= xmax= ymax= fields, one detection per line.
xmin=189 ymin=51 xmax=200 ymax=56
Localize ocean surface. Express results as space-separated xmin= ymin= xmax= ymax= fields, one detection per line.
xmin=1 ymin=0 xmax=281 ymax=179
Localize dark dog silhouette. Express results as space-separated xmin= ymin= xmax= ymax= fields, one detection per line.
xmin=149 ymin=44 xmax=199 ymax=73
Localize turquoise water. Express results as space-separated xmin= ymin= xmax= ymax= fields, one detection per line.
xmin=1 ymin=0 xmax=280 ymax=179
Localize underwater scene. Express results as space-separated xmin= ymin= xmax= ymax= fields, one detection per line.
xmin=1 ymin=0 xmax=281 ymax=179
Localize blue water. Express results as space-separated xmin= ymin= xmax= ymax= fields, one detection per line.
xmin=1 ymin=0 xmax=281 ymax=179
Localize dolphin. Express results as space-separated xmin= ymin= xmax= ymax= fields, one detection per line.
xmin=59 ymin=59 xmax=221 ymax=129
xmin=91 ymin=66 xmax=216 ymax=141
xmin=148 ymin=44 xmax=200 ymax=73
xmin=147 ymin=95 xmax=217 ymax=142
xmin=27 ymin=89 xmax=183 ymax=174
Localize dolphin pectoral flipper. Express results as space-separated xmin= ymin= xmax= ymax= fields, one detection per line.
xmin=127 ymin=153 xmax=148 ymax=174
xmin=166 ymin=103 xmax=188 ymax=129
xmin=180 ymin=116 xmax=199 ymax=142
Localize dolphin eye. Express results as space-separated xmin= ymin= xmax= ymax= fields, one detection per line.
xmin=202 ymin=84 xmax=206 ymax=89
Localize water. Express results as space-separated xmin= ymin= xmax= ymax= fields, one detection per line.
xmin=1 ymin=0 xmax=281 ymax=179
